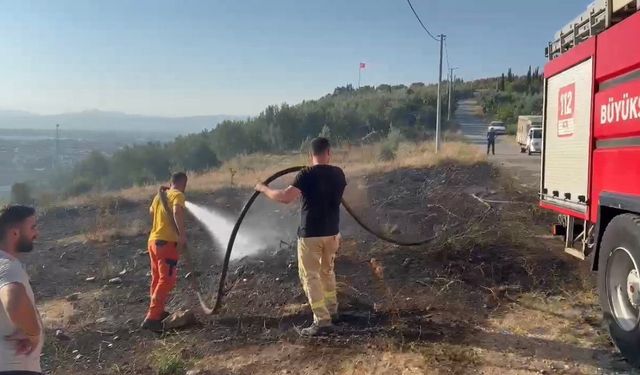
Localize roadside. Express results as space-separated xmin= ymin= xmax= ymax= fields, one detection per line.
xmin=456 ymin=99 xmax=541 ymax=189
xmin=455 ymin=98 xmax=636 ymax=373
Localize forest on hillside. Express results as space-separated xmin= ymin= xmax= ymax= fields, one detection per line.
xmin=43 ymin=82 xmax=458 ymax=197
xmin=462 ymin=66 xmax=544 ymax=132
xmin=9 ymin=68 xmax=543 ymax=203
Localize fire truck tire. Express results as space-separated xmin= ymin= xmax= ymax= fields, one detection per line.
xmin=598 ymin=213 xmax=640 ymax=367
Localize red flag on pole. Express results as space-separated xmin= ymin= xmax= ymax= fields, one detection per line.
xmin=360 ymin=62 xmax=366 ymax=69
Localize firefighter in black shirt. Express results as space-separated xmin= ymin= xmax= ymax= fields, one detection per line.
xmin=255 ymin=137 xmax=347 ymax=336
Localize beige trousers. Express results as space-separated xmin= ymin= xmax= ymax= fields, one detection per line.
xmin=297 ymin=234 xmax=340 ymax=325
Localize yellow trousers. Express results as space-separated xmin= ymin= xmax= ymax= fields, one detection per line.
xmin=297 ymin=234 xmax=340 ymax=325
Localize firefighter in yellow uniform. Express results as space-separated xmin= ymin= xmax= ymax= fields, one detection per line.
xmin=141 ymin=172 xmax=188 ymax=332
xmin=256 ymin=137 xmax=346 ymax=336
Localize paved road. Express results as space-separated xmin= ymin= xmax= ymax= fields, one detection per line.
xmin=456 ymin=99 xmax=542 ymax=189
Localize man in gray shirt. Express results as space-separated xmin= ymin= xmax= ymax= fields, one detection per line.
xmin=0 ymin=205 xmax=42 ymax=375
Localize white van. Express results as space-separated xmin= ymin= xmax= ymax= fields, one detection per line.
xmin=526 ymin=127 xmax=542 ymax=155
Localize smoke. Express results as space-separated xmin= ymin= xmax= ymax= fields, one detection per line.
xmin=185 ymin=201 xmax=279 ymax=260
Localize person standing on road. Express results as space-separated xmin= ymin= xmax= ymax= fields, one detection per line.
xmin=142 ymin=172 xmax=188 ymax=332
xmin=487 ymin=126 xmax=497 ymax=155
xmin=255 ymin=137 xmax=347 ymax=337
xmin=0 ymin=205 xmax=43 ymax=375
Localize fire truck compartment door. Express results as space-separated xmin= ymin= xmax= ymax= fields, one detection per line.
xmin=542 ymin=58 xmax=593 ymax=213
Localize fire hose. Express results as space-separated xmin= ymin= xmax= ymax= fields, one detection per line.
xmin=159 ymin=166 xmax=447 ymax=315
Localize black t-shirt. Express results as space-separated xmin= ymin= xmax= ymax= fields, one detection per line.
xmin=292 ymin=164 xmax=347 ymax=238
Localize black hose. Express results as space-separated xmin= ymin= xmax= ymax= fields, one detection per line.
xmin=199 ymin=166 xmax=305 ymax=314
xmin=198 ymin=166 xmax=443 ymax=315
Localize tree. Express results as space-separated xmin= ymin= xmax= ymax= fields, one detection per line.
xmin=319 ymin=124 xmax=331 ymax=139
xmin=497 ymin=105 xmax=516 ymax=124
xmin=174 ymin=141 xmax=220 ymax=172
xmin=65 ymin=177 xmax=94 ymax=197
xmin=73 ymin=151 xmax=110 ymax=184
xmin=11 ymin=183 xmax=32 ymax=204
xmin=211 ymin=121 xmax=251 ymax=160
xmin=510 ymin=79 xmax=529 ymax=93
xmin=507 ymin=68 xmax=514 ymax=82
xmin=49 ymin=81 xmax=448 ymax=197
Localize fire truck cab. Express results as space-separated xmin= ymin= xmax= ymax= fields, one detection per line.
xmin=542 ymin=0 xmax=640 ymax=364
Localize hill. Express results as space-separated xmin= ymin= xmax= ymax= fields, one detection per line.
xmin=40 ymin=82 xmax=458 ymax=197
xmin=0 ymin=110 xmax=244 ymax=135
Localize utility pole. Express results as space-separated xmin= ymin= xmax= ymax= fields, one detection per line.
xmin=55 ymin=124 xmax=60 ymax=168
xmin=447 ymin=67 xmax=459 ymax=121
xmin=435 ymin=34 xmax=445 ymax=153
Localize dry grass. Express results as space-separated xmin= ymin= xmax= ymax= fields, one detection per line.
xmin=84 ymin=198 xmax=146 ymax=243
xmin=416 ymin=342 xmax=482 ymax=369
xmin=62 ymin=140 xmax=485 ymax=207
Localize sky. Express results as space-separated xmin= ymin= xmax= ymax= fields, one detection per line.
xmin=0 ymin=0 xmax=590 ymax=117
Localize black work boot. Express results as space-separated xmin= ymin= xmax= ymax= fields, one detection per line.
xmin=141 ymin=318 xmax=164 ymax=333
xmin=299 ymin=322 xmax=333 ymax=337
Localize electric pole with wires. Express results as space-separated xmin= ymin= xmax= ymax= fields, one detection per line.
xmin=406 ymin=0 xmax=449 ymax=153
xmin=435 ymin=34 xmax=445 ymax=153
xmin=447 ymin=67 xmax=459 ymax=121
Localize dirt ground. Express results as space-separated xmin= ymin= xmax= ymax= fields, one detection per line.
xmin=27 ymin=161 xmax=637 ymax=374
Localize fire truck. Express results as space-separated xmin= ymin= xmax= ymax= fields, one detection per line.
xmin=542 ymin=0 xmax=640 ymax=364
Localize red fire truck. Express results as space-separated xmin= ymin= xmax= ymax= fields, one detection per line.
xmin=543 ymin=0 xmax=640 ymax=364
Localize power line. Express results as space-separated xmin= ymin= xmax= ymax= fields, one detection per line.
xmin=405 ymin=0 xmax=449 ymax=153
xmin=405 ymin=0 xmax=439 ymax=42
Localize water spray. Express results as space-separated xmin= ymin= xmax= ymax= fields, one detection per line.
xmin=188 ymin=166 xmax=450 ymax=315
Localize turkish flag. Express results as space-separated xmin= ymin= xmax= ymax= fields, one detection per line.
xmin=360 ymin=62 xmax=366 ymax=69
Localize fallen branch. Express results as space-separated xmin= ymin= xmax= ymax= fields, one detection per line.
xmin=95 ymin=330 xmax=116 ymax=336
xmin=97 ymin=342 xmax=103 ymax=369
xmin=480 ymin=284 xmax=522 ymax=298
xmin=471 ymin=194 xmax=492 ymax=209
xmin=426 ymin=204 xmax=461 ymax=219
xmin=342 ymin=284 xmax=371 ymax=299
xmin=210 ymin=337 xmax=232 ymax=343
xmin=435 ymin=279 xmax=461 ymax=296
xmin=471 ymin=194 xmax=530 ymax=205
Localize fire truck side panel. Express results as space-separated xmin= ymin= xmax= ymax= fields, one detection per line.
xmin=591 ymin=148 xmax=640 ymax=222
xmin=594 ymin=79 xmax=640 ymax=140
xmin=589 ymin=12 xmax=640 ymax=225
xmin=541 ymin=59 xmax=594 ymax=216
xmin=595 ymin=12 xmax=640 ymax=82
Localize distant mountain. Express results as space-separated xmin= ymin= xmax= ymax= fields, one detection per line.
xmin=0 ymin=110 xmax=246 ymax=134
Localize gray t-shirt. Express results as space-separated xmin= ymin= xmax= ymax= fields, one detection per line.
xmin=0 ymin=250 xmax=43 ymax=373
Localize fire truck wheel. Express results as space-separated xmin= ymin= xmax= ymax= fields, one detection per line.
xmin=598 ymin=213 xmax=640 ymax=367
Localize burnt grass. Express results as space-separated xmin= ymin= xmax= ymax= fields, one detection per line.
xmin=29 ymin=162 xmax=602 ymax=374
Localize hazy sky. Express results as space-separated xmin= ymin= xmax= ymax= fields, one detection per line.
xmin=0 ymin=0 xmax=589 ymax=117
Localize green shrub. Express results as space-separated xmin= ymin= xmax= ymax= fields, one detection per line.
xmin=65 ymin=177 xmax=95 ymax=197
xmin=11 ymin=183 xmax=32 ymax=204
